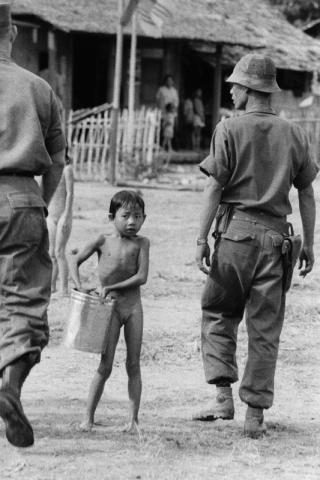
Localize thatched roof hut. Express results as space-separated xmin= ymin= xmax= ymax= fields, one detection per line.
xmin=12 ymin=0 xmax=320 ymax=72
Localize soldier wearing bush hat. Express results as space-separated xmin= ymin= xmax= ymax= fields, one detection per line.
xmin=226 ymin=53 xmax=281 ymax=93
xmin=194 ymin=53 xmax=317 ymax=438
xmin=0 ymin=2 xmax=66 ymax=447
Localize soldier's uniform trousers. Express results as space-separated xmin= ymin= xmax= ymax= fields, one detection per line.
xmin=201 ymin=214 xmax=288 ymax=409
xmin=0 ymin=176 xmax=52 ymax=374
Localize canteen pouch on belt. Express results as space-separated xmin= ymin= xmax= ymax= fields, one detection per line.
xmin=282 ymin=224 xmax=302 ymax=292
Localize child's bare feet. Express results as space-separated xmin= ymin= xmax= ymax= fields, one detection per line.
xmin=78 ymin=420 xmax=93 ymax=432
xmin=123 ymin=420 xmax=139 ymax=434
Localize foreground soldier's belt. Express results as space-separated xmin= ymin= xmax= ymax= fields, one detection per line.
xmin=0 ymin=171 xmax=34 ymax=177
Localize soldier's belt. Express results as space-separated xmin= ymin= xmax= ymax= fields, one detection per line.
xmin=229 ymin=209 xmax=288 ymax=235
xmin=214 ymin=205 xmax=301 ymax=293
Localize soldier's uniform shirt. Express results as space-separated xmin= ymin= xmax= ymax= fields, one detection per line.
xmin=0 ymin=54 xmax=65 ymax=173
xmin=0 ymin=54 xmax=66 ymax=373
xmin=198 ymin=107 xmax=318 ymax=408
xmin=200 ymin=107 xmax=318 ymax=213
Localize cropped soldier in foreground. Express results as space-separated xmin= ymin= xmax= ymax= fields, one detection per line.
xmin=194 ymin=54 xmax=317 ymax=438
xmin=0 ymin=3 xmax=66 ymax=447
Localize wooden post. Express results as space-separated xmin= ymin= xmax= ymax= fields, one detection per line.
xmin=212 ymin=44 xmax=222 ymax=131
xmin=121 ymin=0 xmax=140 ymax=26
xmin=64 ymin=34 xmax=73 ymax=114
xmin=106 ymin=41 xmax=115 ymax=103
xmin=109 ymin=0 xmax=124 ymax=185
xmin=127 ymin=11 xmax=137 ymax=155
xmin=48 ymin=30 xmax=57 ymax=93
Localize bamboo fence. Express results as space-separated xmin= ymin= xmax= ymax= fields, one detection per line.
xmin=66 ymin=106 xmax=162 ymax=181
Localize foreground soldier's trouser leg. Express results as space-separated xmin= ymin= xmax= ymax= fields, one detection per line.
xmin=0 ymin=182 xmax=51 ymax=373
xmin=2 ymin=353 xmax=39 ymax=398
xmin=0 ymin=179 xmax=52 ymax=447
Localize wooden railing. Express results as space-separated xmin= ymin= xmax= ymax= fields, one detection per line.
xmin=66 ymin=106 xmax=162 ymax=181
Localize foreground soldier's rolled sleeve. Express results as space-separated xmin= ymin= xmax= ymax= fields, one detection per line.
xmin=293 ymin=151 xmax=319 ymax=190
xmin=45 ymin=90 xmax=67 ymax=156
xmin=199 ymin=122 xmax=232 ymax=186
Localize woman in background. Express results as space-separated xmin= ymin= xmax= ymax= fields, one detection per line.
xmin=156 ymin=74 xmax=179 ymax=117
xmin=156 ymin=74 xmax=179 ymax=148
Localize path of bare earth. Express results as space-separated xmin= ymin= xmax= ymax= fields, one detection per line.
xmin=1 ymin=170 xmax=319 ymax=479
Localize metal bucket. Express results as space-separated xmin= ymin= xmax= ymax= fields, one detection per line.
xmin=63 ymin=289 xmax=115 ymax=354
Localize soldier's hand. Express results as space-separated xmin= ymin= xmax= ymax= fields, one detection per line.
xmin=100 ymin=286 xmax=111 ymax=298
xmin=298 ymin=245 xmax=314 ymax=277
xmin=196 ymin=243 xmax=211 ymax=275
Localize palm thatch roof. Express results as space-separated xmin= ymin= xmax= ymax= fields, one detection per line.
xmin=12 ymin=0 xmax=320 ymax=72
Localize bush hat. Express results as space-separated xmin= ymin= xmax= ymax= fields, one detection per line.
xmin=226 ymin=54 xmax=281 ymax=93
xmin=0 ymin=3 xmax=11 ymax=33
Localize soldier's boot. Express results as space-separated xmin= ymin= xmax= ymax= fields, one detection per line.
xmin=192 ymin=386 xmax=234 ymax=421
xmin=244 ymin=406 xmax=267 ymax=439
xmin=0 ymin=355 xmax=35 ymax=447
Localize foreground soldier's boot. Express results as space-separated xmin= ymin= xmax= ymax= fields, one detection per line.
xmin=0 ymin=356 xmax=35 ymax=447
xmin=192 ymin=386 xmax=234 ymax=421
xmin=0 ymin=387 xmax=34 ymax=447
xmin=244 ymin=406 xmax=267 ymax=439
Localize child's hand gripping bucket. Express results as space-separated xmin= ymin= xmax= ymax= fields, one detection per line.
xmin=63 ymin=289 xmax=115 ymax=353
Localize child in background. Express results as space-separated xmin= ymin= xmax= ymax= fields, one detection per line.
xmin=162 ymin=102 xmax=176 ymax=165
xmin=192 ymin=88 xmax=205 ymax=150
xmin=69 ymin=190 xmax=150 ymax=433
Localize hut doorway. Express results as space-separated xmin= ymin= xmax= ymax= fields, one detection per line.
xmin=181 ymin=49 xmax=214 ymax=148
xmin=72 ymin=34 xmax=109 ymax=110
xmin=140 ymin=57 xmax=162 ymax=107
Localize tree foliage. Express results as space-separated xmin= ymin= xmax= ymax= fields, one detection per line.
xmin=270 ymin=0 xmax=320 ymax=25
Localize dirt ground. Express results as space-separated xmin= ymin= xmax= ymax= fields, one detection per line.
xmin=1 ymin=167 xmax=320 ymax=480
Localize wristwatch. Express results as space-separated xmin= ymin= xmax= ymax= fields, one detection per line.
xmin=196 ymin=237 xmax=208 ymax=246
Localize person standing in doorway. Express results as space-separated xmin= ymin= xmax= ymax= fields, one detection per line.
xmin=156 ymin=74 xmax=179 ymax=117
xmin=156 ymin=74 xmax=179 ymax=148
xmin=0 ymin=4 xmax=66 ymax=447
xmin=162 ymin=102 xmax=176 ymax=167
xmin=193 ymin=54 xmax=317 ymax=438
xmin=192 ymin=88 xmax=205 ymax=150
